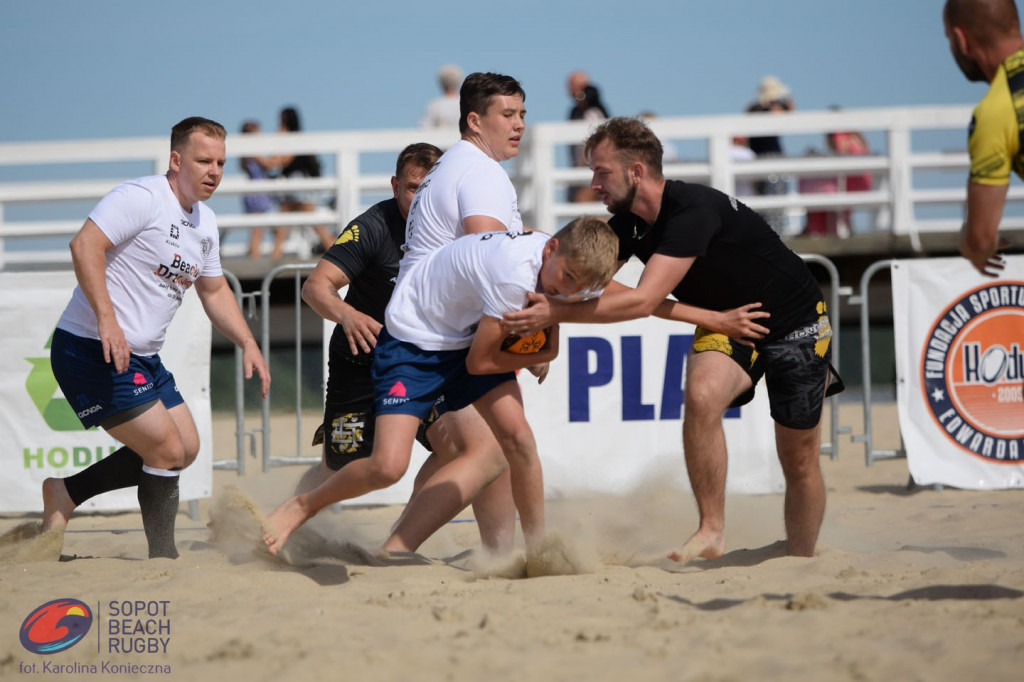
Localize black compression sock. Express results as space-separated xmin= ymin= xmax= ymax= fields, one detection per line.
xmin=137 ymin=467 xmax=181 ymax=559
xmin=63 ymin=447 xmax=144 ymax=506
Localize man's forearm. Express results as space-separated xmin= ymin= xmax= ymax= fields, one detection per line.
xmin=653 ymin=299 xmax=716 ymax=327
xmin=559 ymin=289 xmax=658 ymax=324
xmin=201 ymin=284 xmax=258 ymax=349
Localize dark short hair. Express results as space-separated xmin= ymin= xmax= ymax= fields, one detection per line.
xmin=944 ymin=0 xmax=1021 ymax=45
xmin=584 ymin=117 xmax=664 ymax=179
xmin=459 ymin=72 xmax=526 ymax=134
xmin=170 ymin=117 xmax=226 ymax=153
xmin=395 ymin=142 xmax=442 ymax=177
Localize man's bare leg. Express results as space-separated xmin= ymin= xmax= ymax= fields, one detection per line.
xmin=470 ymin=468 xmax=515 ymax=553
xmin=440 ymin=406 xmax=515 ymax=553
xmin=668 ymin=351 xmax=751 ymax=563
xmin=263 ymin=413 xmax=420 ymax=554
xmin=472 ymin=381 xmax=546 ymax=547
xmin=776 ymin=421 xmax=826 ymax=556
xmin=381 ymin=406 xmax=514 ymax=554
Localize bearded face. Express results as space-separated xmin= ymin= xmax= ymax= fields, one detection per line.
xmin=952 ymin=43 xmax=988 ymax=81
xmin=946 ymin=21 xmax=988 ymax=82
xmin=606 ymin=176 xmax=638 ymax=216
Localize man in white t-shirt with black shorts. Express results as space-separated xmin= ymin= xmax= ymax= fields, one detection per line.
xmin=42 ymin=117 xmax=270 ymax=559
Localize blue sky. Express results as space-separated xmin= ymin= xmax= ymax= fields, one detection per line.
xmin=0 ymin=0 xmax=983 ymax=143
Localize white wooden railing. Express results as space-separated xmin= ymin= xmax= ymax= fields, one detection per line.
xmin=2 ymin=104 xmax=1020 ymax=268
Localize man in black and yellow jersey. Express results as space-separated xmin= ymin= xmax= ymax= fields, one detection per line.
xmin=503 ymin=117 xmax=844 ymax=565
xmin=944 ymin=0 xmax=1024 ymax=277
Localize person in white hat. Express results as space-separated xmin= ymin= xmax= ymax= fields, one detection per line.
xmin=419 ymin=64 xmax=463 ymax=130
xmin=746 ymin=76 xmax=796 ymax=232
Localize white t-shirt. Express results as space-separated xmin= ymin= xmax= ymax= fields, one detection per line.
xmin=400 ymin=140 xmax=522 ymax=276
xmin=386 ymin=230 xmax=548 ymax=351
xmin=58 ymin=174 xmax=222 ymax=357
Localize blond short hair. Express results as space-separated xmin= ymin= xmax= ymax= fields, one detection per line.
xmin=551 ymin=217 xmax=620 ymax=291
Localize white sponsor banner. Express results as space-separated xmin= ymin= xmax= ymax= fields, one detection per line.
xmin=520 ymin=317 xmax=781 ymax=496
xmin=0 ymin=271 xmax=213 ymax=512
xmin=892 ymin=257 xmax=1024 ymax=489
xmin=323 ymin=308 xmax=782 ymax=505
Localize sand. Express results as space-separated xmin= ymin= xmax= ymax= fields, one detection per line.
xmin=2 ymin=402 xmax=1023 ymax=681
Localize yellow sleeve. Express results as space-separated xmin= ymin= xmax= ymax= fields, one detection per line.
xmin=968 ymin=68 xmax=1018 ymax=186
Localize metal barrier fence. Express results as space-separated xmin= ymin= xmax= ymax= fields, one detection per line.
xmin=258 ymin=263 xmax=319 ymax=473
xmin=211 ymin=269 xmax=263 ymax=475
xmin=798 ymin=253 xmax=846 ymax=460
xmin=849 ymin=259 xmax=907 ymax=467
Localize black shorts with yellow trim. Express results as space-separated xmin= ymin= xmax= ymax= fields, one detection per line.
xmin=691 ymin=304 xmax=845 ymax=430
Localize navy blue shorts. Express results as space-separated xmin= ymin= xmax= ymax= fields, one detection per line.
xmin=371 ymin=328 xmax=515 ymax=418
xmin=50 ymin=328 xmax=184 ymax=429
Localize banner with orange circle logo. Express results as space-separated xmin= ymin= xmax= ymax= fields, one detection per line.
xmin=893 ymin=257 xmax=1024 ymax=489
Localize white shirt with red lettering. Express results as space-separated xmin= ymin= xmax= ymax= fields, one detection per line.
xmin=57 ymin=174 xmax=222 ymax=357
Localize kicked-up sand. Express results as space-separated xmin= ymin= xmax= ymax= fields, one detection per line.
xmin=1 ymin=403 xmax=1022 ymax=681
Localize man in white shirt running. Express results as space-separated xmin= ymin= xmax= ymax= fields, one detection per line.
xmin=42 ymin=117 xmax=271 ymax=559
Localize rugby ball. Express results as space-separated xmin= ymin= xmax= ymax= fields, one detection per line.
xmin=501 ymin=328 xmax=549 ymax=354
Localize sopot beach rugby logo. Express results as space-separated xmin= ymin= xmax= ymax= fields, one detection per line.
xmin=19 ymin=598 xmax=93 ymax=654
xmin=921 ymin=281 xmax=1024 ymax=462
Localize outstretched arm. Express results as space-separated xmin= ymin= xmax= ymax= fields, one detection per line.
xmin=195 ymin=275 xmax=271 ymax=398
xmin=301 ymin=258 xmax=381 ymax=354
xmin=960 ymin=180 xmax=1010 ymax=277
xmin=504 ymin=254 xmax=770 ymax=346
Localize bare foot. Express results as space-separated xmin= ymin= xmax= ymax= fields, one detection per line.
xmin=667 ymin=528 xmax=726 ymax=563
xmin=261 ymin=496 xmax=312 ymax=555
xmin=41 ymin=478 xmax=76 ymax=532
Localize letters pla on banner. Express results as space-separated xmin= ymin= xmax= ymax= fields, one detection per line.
xmin=521 ymin=317 xmax=781 ymax=496
xmin=0 ymin=271 xmax=213 ymax=512
xmin=892 ymin=257 xmax=1024 ymax=489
